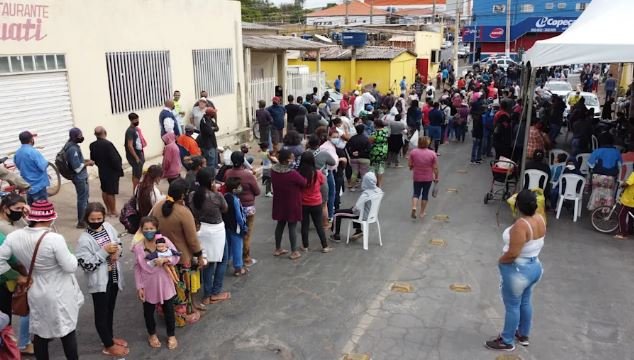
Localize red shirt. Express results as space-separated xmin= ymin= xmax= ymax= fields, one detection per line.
xmin=301 ymin=171 xmax=325 ymax=206
xmin=457 ymin=79 xmax=466 ymax=90
xmin=422 ymin=104 xmax=432 ymax=126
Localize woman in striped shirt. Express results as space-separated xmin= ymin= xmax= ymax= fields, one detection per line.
xmin=75 ymin=202 xmax=128 ymax=357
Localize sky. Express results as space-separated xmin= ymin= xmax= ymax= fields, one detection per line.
xmin=270 ymin=0 xmax=337 ymax=9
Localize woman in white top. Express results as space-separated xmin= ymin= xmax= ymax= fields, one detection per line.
xmin=0 ymin=200 xmax=84 ymax=359
xmin=486 ymin=190 xmax=545 ymax=352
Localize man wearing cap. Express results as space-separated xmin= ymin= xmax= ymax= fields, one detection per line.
xmin=198 ymin=107 xmax=220 ymax=170
xmin=66 ymin=128 xmax=94 ymax=228
xmin=90 ymin=126 xmax=124 ymax=217
xmin=159 ymin=100 xmax=181 ymax=137
xmin=266 ymin=97 xmax=285 ymax=148
xmin=177 ymin=125 xmax=202 ymax=157
xmin=14 ymin=131 xmax=49 ymax=204
xmin=198 ymin=90 xmax=215 ymax=109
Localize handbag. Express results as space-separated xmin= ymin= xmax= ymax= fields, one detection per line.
xmin=119 ymin=193 xmax=140 ymax=234
xmin=12 ymin=231 xmax=48 ymax=316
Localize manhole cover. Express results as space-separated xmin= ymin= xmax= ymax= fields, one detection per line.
xmin=342 ymin=354 xmax=371 ymax=360
xmin=391 ymin=282 xmax=414 ymax=293
xmin=433 ymin=214 xmax=449 ymax=222
xmin=449 ymin=283 xmax=472 ymax=292
xmin=446 ymin=188 xmax=458 ymax=193
xmin=429 ymin=239 xmax=446 ymax=247
xmin=496 ymin=355 xmax=522 ymax=360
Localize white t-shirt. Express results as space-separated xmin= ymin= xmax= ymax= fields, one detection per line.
xmin=425 ymin=85 xmax=435 ymax=100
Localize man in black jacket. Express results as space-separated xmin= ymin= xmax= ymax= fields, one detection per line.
xmin=470 ymin=95 xmax=485 ymax=164
xmin=198 ymin=107 xmax=219 ymax=169
xmin=90 ymin=126 xmax=123 ymax=217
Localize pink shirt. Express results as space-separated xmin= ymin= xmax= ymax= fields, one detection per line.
xmin=320 ymin=141 xmax=339 ymax=171
xmin=133 ymin=237 xmax=180 ymax=305
xmin=409 ymin=148 xmax=437 ymax=182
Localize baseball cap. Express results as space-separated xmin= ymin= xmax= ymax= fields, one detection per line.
xmin=18 ymin=131 xmax=37 ymax=144
xmin=184 ymin=124 xmax=195 ymax=132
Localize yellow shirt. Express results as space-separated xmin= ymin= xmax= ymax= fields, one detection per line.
xmin=621 ymin=173 xmax=634 ymax=207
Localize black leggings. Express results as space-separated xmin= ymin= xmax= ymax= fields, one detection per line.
xmin=0 ymin=284 xmax=12 ymax=325
xmin=301 ymin=205 xmax=328 ymax=248
xmin=143 ymin=297 xmax=176 ymax=337
xmin=91 ymin=275 xmax=119 ymax=348
xmin=275 ymin=221 xmax=298 ymax=251
xmin=33 ymin=330 xmax=78 ymax=360
xmin=332 ymin=208 xmax=361 ymax=235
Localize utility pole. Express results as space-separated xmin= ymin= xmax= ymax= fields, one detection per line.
xmin=345 ymin=0 xmax=350 ymax=25
xmin=432 ymin=0 xmax=437 ymax=24
xmin=453 ymin=0 xmax=461 ymax=76
xmin=370 ymin=0 xmax=373 ymax=24
xmin=505 ymin=0 xmax=511 ymax=58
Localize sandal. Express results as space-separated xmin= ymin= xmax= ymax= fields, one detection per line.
xmin=195 ymin=302 xmax=208 ymax=311
xmin=209 ymin=291 xmax=231 ymax=303
xmin=113 ymin=338 xmax=128 ymax=347
xmin=411 ymin=208 xmax=416 ymax=219
xmin=300 ymin=246 xmax=309 ymax=252
xmin=234 ymin=268 xmax=248 ymax=277
xmin=103 ymin=344 xmax=129 ymax=357
xmin=148 ymin=335 xmax=161 ymax=348
xmin=289 ymin=251 xmax=302 ymax=260
xmin=614 ymin=234 xmax=628 ymax=240
xmin=322 ymin=247 xmax=333 ymax=253
xmin=273 ymin=249 xmax=289 ymax=256
xmin=167 ymin=336 xmax=178 ymax=350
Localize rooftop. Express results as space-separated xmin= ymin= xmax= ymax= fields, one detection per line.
xmin=307 ymin=1 xmax=389 ymax=17
xmin=242 ymin=35 xmax=331 ymax=51
xmin=242 ymin=22 xmax=280 ymax=31
xmin=371 ymin=0 xmax=446 ymax=5
xmin=303 ymin=46 xmax=416 ymax=60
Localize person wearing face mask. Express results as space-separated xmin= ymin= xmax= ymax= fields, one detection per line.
xmin=319 ymin=129 xmax=342 ymax=222
xmin=14 ymin=131 xmax=49 ymax=204
xmin=132 ymin=216 xmax=180 ymax=350
xmin=0 ymin=193 xmax=34 ymax=356
xmin=125 ymin=113 xmax=145 ymax=191
xmin=65 ymin=127 xmax=95 ymax=228
xmin=0 ymin=200 xmax=83 ymax=359
xmin=75 ymin=202 xmax=128 ymax=357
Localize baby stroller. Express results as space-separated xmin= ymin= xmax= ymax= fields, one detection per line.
xmin=484 ymin=157 xmax=518 ymax=204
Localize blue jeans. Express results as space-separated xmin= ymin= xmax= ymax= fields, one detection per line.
xmin=27 ymin=188 xmax=48 ymax=205
xmin=202 ymin=240 xmax=228 ymax=297
xmin=326 ymin=171 xmax=336 ymax=219
xmin=482 ymin=134 xmax=493 ymax=157
xmin=548 ymin=124 xmax=561 ymax=144
xmin=499 ymin=257 xmax=543 ymax=345
xmin=227 ymin=231 xmax=243 ymax=270
xmin=72 ymin=176 xmax=89 ymax=223
xmin=18 ymin=315 xmax=30 ymax=349
xmin=204 ymin=147 xmax=218 ymax=170
xmin=471 ymin=137 xmax=482 ymax=162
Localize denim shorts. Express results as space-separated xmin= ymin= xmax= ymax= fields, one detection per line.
xmin=413 ymin=181 xmax=432 ymax=200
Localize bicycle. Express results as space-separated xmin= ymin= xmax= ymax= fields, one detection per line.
xmin=0 ymin=149 xmax=62 ymax=197
xmin=591 ymin=201 xmax=630 ymax=234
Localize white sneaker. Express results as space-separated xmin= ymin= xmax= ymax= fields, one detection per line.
xmin=265 ymin=192 xmax=273 ymax=197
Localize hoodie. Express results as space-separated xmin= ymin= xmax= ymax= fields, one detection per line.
xmin=353 ymin=172 xmax=383 ymax=220
xmin=162 ymin=133 xmax=181 ymax=179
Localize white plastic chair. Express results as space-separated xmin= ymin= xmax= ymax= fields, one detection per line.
xmin=346 ymin=193 xmax=384 ymax=250
xmin=523 ymin=169 xmax=549 ymax=191
xmin=549 ymin=149 xmax=570 ymax=166
xmin=550 ymin=163 xmax=565 ymax=187
xmin=591 ymin=135 xmax=599 ymax=151
xmin=576 ymin=153 xmax=592 ymax=176
xmin=555 ymin=174 xmax=586 ymax=222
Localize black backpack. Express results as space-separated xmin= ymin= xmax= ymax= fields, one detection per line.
xmin=55 ymin=143 xmax=75 ymax=180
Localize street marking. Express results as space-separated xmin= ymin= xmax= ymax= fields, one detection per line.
xmin=433 ymin=214 xmax=449 ymax=222
xmin=390 ymin=282 xmax=414 ymax=293
xmin=456 ymin=169 xmax=468 ymax=174
xmin=496 ymin=355 xmax=522 ymax=360
xmin=446 ymin=188 xmax=459 ymax=193
xmin=429 ymin=238 xmax=446 ymax=247
xmin=342 ymin=354 xmax=372 ymax=360
xmin=449 ymin=283 xmax=472 ymax=292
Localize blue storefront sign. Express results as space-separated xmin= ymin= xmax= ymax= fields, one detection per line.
xmin=462 ymin=16 xmax=577 ymax=42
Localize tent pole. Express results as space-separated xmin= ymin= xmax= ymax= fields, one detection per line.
xmin=518 ymin=68 xmax=537 ymax=189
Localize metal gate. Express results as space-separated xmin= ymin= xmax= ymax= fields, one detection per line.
xmin=248 ymin=77 xmax=276 ymax=122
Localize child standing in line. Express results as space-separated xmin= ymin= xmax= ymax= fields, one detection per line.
xmin=259 ymin=142 xmax=278 ymax=197
xmin=222 ymin=177 xmax=248 ymax=276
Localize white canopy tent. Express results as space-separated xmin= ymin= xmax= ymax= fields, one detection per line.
xmin=524 ymin=0 xmax=634 ymax=66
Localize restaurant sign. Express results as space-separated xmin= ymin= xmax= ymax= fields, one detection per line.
xmin=0 ymin=2 xmax=49 ymax=41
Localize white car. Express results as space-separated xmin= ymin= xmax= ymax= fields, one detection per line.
xmin=441 ymin=40 xmax=453 ymax=49
xmin=485 ymin=57 xmax=517 ymax=71
xmin=564 ymin=91 xmax=601 ymax=119
xmin=457 ymin=43 xmax=470 ymax=58
xmin=325 ymin=88 xmax=342 ymax=115
xmin=544 ymin=81 xmax=573 ymax=98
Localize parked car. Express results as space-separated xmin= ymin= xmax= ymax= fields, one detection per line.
xmin=457 ymin=43 xmax=470 ymax=58
xmin=325 ymin=88 xmax=342 ymax=116
xmin=485 ymin=57 xmax=517 ymax=71
xmin=564 ymin=91 xmax=601 ymax=119
xmin=544 ymin=80 xmax=573 ymax=98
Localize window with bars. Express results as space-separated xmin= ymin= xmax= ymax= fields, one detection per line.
xmin=0 ymin=54 xmax=66 ymax=74
xmin=192 ymin=48 xmax=235 ymax=98
xmin=105 ymin=51 xmax=172 ymax=114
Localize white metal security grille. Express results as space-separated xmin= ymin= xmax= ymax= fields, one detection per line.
xmin=248 ymin=77 xmax=276 ymax=120
xmin=286 ymin=72 xmax=325 ymax=101
xmin=105 ymin=51 xmax=172 ymax=114
xmin=0 ymin=72 xmax=74 ymax=166
xmin=192 ymin=49 xmax=235 ymax=97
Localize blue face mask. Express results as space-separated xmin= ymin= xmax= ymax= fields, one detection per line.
xmin=143 ymin=231 xmax=156 ymax=241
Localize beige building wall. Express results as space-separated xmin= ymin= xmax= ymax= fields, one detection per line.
xmin=414 ymin=31 xmax=442 ymax=79
xmin=1 ymin=0 xmax=245 ymax=158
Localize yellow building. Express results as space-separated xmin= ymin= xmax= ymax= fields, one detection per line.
xmin=288 ymin=46 xmax=417 ymax=94
xmin=414 ymin=31 xmax=443 ymax=84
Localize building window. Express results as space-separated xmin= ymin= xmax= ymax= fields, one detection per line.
xmin=545 ymin=2 xmax=554 ymax=10
xmin=192 ymin=49 xmax=235 ymax=98
xmin=519 ymin=4 xmax=534 ymax=12
xmin=575 ymin=2 xmax=588 ymax=11
xmin=105 ymin=51 xmax=172 ymax=114
xmin=492 ymin=4 xmax=506 ymax=13
xmin=558 ymin=2 xmax=567 ymax=9
xmin=0 ymin=54 xmax=66 ymax=75
xmin=431 ymin=49 xmax=440 ymax=63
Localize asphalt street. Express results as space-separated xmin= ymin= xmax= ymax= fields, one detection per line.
xmin=21 ymin=132 xmax=634 ymax=360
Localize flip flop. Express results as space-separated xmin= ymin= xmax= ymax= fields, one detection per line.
xmin=209 ymin=292 xmax=231 ymax=303
xmin=148 ymin=335 xmax=161 ymax=348
xmin=167 ymin=337 xmax=178 ymax=350
xmin=102 ymin=344 xmax=129 ymax=357
xmin=289 ymin=251 xmax=302 ymax=260
xmin=113 ymin=338 xmax=128 ymax=347
xmin=273 ymin=249 xmax=289 ymax=256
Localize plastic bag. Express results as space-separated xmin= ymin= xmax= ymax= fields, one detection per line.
xmin=409 ymin=130 xmax=420 ymax=148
